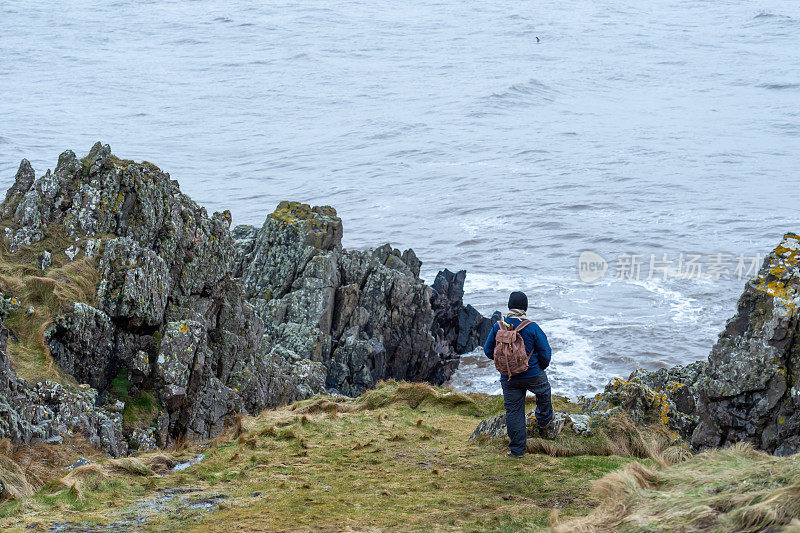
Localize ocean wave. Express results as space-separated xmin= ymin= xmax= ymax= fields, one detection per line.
xmin=541 ymin=317 xmax=601 ymax=396
xmin=482 ymin=79 xmax=557 ymax=109
xmin=629 ymin=279 xmax=703 ymax=324
xmin=758 ymin=83 xmax=800 ymax=90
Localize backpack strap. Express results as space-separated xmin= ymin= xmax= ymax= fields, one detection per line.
xmin=497 ymin=320 xmax=507 ymax=331
xmin=513 ymin=319 xmax=532 ymax=332
xmin=514 ymin=320 xmax=535 ymax=358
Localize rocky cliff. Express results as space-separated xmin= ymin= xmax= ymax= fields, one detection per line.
xmin=692 ymin=233 xmax=800 ymax=456
xmin=0 ymin=144 xmax=492 ymax=454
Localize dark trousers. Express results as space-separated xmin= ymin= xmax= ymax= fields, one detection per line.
xmin=501 ymin=371 xmax=553 ymax=456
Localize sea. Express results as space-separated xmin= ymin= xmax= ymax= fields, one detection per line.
xmin=1 ymin=0 xmax=799 ymax=397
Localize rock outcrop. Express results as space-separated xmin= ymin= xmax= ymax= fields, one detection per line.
xmin=232 ymin=202 xmax=491 ymax=397
xmin=430 ymin=269 xmax=500 ymax=355
xmin=0 ymin=144 xmax=326 ymax=449
xmin=0 ymin=144 xmax=490 ymax=453
xmin=692 ymin=233 xmax=800 ymax=456
xmin=0 ymin=300 xmax=126 ymax=456
xmin=583 ymin=362 xmax=706 ymax=441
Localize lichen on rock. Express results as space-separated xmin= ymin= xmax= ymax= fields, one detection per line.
xmin=0 ymin=144 xmax=487 ymax=455
xmin=692 ymin=233 xmax=800 ymax=456
xmin=582 ymin=362 xmax=705 ymax=441
xmin=232 ymin=201 xmax=492 ymax=398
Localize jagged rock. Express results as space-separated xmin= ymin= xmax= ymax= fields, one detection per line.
xmin=47 ymin=303 xmax=116 ymax=391
xmin=97 ymin=238 xmax=170 ymax=327
xmin=64 ymin=244 xmax=79 ymax=261
xmin=431 ymin=269 xmax=498 ymax=354
xmin=0 ymin=325 xmax=126 ymax=456
xmin=130 ymin=427 xmax=157 ymax=452
xmin=64 ymin=457 xmax=94 ymax=471
xmin=470 ymin=412 xmax=507 ymax=439
xmin=628 ymin=362 xmax=705 ymax=420
xmin=38 ymin=250 xmax=51 ymax=271
xmin=156 ymin=320 xmax=209 ymax=411
xmin=234 ymin=202 xmax=343 ymax=302
xmin=232 ymin=201 xmax=485 ymax=397
xmin=692 ymin=233 xmax=800 ymax=456
xmin=569 ymin=414 xmax=593 ymax=436
xmin=471 ymin=410 xmax=575 ymax=440
xmin=0 ymin=159 xmax=35 ymax=218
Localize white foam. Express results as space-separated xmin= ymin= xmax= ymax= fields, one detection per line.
xmin=462 ymin=272 xmax=530 ymax=294
xmin=629 ymin=279 xmax=703 ymax=324
xmin=458 ymin=215 xmax=506 ymax=237
xmin=539 ymin=317 xmax=600 ymax=396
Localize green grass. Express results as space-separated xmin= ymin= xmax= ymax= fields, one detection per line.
xmin=0 ymin=382 xmax=630 ymax=532
xmin=1 ymin=382 xmax=798 ymax=532
xmin=109 ymin=372 xmax=160 ymax=433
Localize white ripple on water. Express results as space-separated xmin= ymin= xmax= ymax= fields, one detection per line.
xmin=628 ymin=279 xmax=704 ymax=325
xmin=539 ymin=317 xmax=600 ymax=397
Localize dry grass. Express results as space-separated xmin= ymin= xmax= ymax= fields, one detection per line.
xmin=0 ymin=382 xmax=632 ymax=531
xmin=51 ymin=464 xmax=106 ymax=502
xmin=0 ymin=226 xmax=99 ymax=383
xmin=472 ymin=409 xmax=688 ymax=467
xmin=552 ymin=442 xmax=800 ymax=532
xmin=0 ymin=437 xmax=106 ymax=503
xmin=1 ymin=383 xmax=795 ymax=532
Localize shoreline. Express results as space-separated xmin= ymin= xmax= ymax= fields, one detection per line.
xmin=0 ymin=144 xmax=798 ymax=530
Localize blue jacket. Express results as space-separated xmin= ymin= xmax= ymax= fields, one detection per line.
xmin=484 ymin=317 xmax=551 ymax=381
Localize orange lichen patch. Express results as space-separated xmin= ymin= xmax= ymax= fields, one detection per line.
xmin=268 ymin=201 xmax=320 ymax=225
xmin=753 ymin=279 xmax=798 ymax=309
xmin=267 ymin=201 xmax=338 ymax=235
xmin=751 ymin=234 xmax=800 ymax=309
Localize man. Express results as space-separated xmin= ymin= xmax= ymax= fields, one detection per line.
xmin=484 ymin=291 xmax=557 ymax=458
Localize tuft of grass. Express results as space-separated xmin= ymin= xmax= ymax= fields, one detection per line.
xmin=355 ymin=380 xmax=513 ymax=417
xmin=0 ymin=454 xmax=33 ymax=500
xmin=106 ymin=458 xmax=155 ymax=477
xmin=0 ymin=226 xmax=99 ymax=383
xmin=0 ymin=436 xmax=107 ymax=504
xmin=523 ymin=413 xmax=684 ymax=467
xmin=109 ymin=372 xmax=160 ymax=433
xmin=553 ymin=442 xmax=800 ymax=532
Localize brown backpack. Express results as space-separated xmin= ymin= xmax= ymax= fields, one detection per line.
xmin=493 ymin=319 xmax=532 ymax=377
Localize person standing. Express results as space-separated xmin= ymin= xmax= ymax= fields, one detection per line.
xmin=483 ymin=291 xmax=558 ymax=458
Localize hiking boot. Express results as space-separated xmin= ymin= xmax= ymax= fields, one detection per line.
xmin=506 ymin=450 xmax=523 ymax=458
xmin=537 ymin=417 xmax=565 ymax=440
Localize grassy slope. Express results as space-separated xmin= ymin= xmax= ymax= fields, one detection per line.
xmin=1 ymin=382 xmax=798 ymax=532
xmin=0 ymin=382 xmax=633 ymax=532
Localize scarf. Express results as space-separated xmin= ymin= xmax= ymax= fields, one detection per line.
xmin=506 ymin=308 xmax=527 ymax=319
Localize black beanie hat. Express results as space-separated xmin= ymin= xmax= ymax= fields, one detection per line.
xmin=508 ymin=291 xmax=528 ymax=311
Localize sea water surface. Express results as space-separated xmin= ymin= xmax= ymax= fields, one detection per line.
xmin=1 ymin=0 xmax=799 ymax=397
